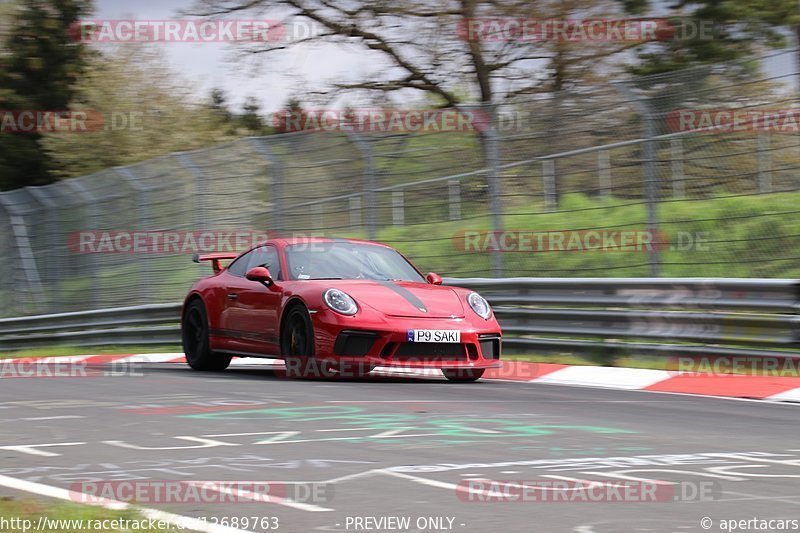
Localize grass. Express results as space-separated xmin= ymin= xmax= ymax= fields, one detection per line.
xmin=0 ymin=498 xmax=183 ymax=532
xmin=504 ymin=353 xmax=677 ymax=371
xmin=377 ymin=191 xmax=800 ymax=278
xmin=0 ymin=345 xmax=181 ymax=360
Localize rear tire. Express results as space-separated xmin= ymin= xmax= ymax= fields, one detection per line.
xmin=442 ymin=368 xmax=485 ymax=382
xmin=281 ymin=305 xmax=319 ymax=378
xmin=183 ymin=300 xmax=232 ymax=371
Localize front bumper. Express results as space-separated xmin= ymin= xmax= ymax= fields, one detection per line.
xmin=310 ymin=310 xmax=502 ymax=369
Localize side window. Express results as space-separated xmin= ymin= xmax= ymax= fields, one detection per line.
xmin=226 ymin=251 xmax=253 ymax=277
xmin=247 ymin=246 xmax=282 ymax=280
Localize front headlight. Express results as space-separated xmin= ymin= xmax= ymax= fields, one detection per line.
xmin=323 ymin=288 xmax=358 ymax=315
xmin=468 ymin=292 xmax=492 ymax=320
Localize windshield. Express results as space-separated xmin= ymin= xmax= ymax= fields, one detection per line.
xmin=284 ymin=242 xmax=425 ymax=282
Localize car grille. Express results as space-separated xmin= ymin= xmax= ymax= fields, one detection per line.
xmin=479 ymin=336 xmax=501 ymax=359
xmin=333 ymin=331 xmax=377 ymax=356
xmin=393 ymin=342 xmax=467 ymax=361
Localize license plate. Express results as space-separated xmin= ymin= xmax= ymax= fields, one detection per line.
xmin=407 ymin=329 xmax=461 ymax=343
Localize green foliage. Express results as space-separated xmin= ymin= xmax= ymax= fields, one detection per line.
xmin=240 ymin=96 xmax=266 ymax=133
xmin=0 ymin=498 xmax=183 ymax=532
xmin=378 ymin=192 xmax=800 ymax=279
xmin=41 ymin=46 xmax=238 ymax=178
xmin=627 ymin=0 xmax=799 ymax=76
xmin=0 ymin=0 xmax=91 ymax=190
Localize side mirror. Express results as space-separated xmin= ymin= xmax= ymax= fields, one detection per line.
xmin=246 ymin=266 xmax=273 ymax=286
xmin=426 ymin=272 xmax=443 ymax=285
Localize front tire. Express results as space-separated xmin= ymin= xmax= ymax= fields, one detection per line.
xmin=442 ymin=368 xmax=485 ymax=382
xmin=281 ymin=305 xmax=319 ymax=378
xmin=183 ymin=300 xmax=232 ymax=371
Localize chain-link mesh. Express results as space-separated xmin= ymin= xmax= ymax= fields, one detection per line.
xmin=1 ymin=49 xmax=798 ymax=316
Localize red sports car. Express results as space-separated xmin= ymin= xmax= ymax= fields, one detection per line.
xmin=181 ymin=237 xmax=501 ymax=381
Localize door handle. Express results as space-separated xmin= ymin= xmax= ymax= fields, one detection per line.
xmin=227 ymin=293 xmax=238 ymax=300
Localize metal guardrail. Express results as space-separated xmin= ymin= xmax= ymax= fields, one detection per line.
xmin=0 ymin=303 xmax=182 ymax=350
xmin=448 ymin=278 xmax=800 ymax=359
xmin=1 ymin=278 xmax=798 ymax=359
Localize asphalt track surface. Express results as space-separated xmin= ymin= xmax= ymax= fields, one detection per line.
xmin=1 ymin=361 xmax=799 ymax=533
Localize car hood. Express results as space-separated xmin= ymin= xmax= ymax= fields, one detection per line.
xmin=327 ymin=280 xmax=466 ymax=318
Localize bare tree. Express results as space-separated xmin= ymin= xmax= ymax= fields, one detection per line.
xmin=186 ymin=0 xmax=641 ymax=108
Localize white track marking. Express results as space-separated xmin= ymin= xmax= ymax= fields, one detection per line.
xmin=0 ymin=415 xmax=86 ymax=423
xmin=535 ymin=366 xmax=672 ymax=389
xmin=0 ymin=474 xmax=257 ymax=533
xmin=715 ymin=490 xmax=800 ymax=506
xmin=196 ymin=431 xmax=302 ymax=444
xmin=251 ymin=432 xmax=303 ymax=444
xmin=113 ymin=353 xmax=189 ymax=364
xmin=0 ymin=442 xmax=85 ymax=457
xmin=574 ymin=472 xmax=675 ymax=484
xmin=380 ymin=470 xmax=466 ymax=491
xmin=542 ymin=475 xmax=649 ymax=488
xmin=323 ymin=469 xmax=384 ymax=484
xmin=767 ymin=388 xmax=800 ymax=402
xmin=315 ymin=428 xmax=374 ymax=432
xmin=705 ymin=464 xmax=800 ymax=478
xmin=325 ymin=400 xmax=509 ymax=403
xmin=103 ymin=436 xmax=239 ymax=450
xmin=21 ymin=415 xmax=85 ymax=421
xmin=35 ymin=356 xmax=95 ymax=364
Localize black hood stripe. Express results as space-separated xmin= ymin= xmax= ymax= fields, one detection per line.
xmin=374 ymin=280 xmax=428 ymax=313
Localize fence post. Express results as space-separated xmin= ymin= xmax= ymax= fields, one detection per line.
xmin=392 ymin=191 xmax=405 ymax=225
xmin=598 ymin=150 xmax=611 ymax=196
xmin=117 ymin=167 xmax=153 ymax=304
xmin=25 ymin=188 xmax=59 ymax=313
xmin=0 ymin=194 xmax=45 ymax=314
xmin=248 ymin=137 xmax=285 ymax=234
xmin=349 ymin=197 xmax=362 ymax=229
xmin=64 ymin=180 xmax=100 ymax=309
xmin=176 ymin=153 xmax=209 ymax=233
xmin=461 ymin=103 xmax=503 ymax=276
xmin=758 ymin=132 xmax=772 ymax=193
xmin=613 ymin=81 xmax=661 ymax=277
xmin=670 ymin=138 xmax=685 ymax=199
xmin=543 ymin=159 xmax=556 ymax=211
xmin=484 ymin=107 xmax=504 ymax=277
xmin=346 ymin=132 xmax=377 ymax=240
xmin=448 ymin=179 xmax=461 ymax=221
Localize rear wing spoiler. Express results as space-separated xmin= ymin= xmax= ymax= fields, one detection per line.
xmin=192 ymin=252 xmax=238 ymax=274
